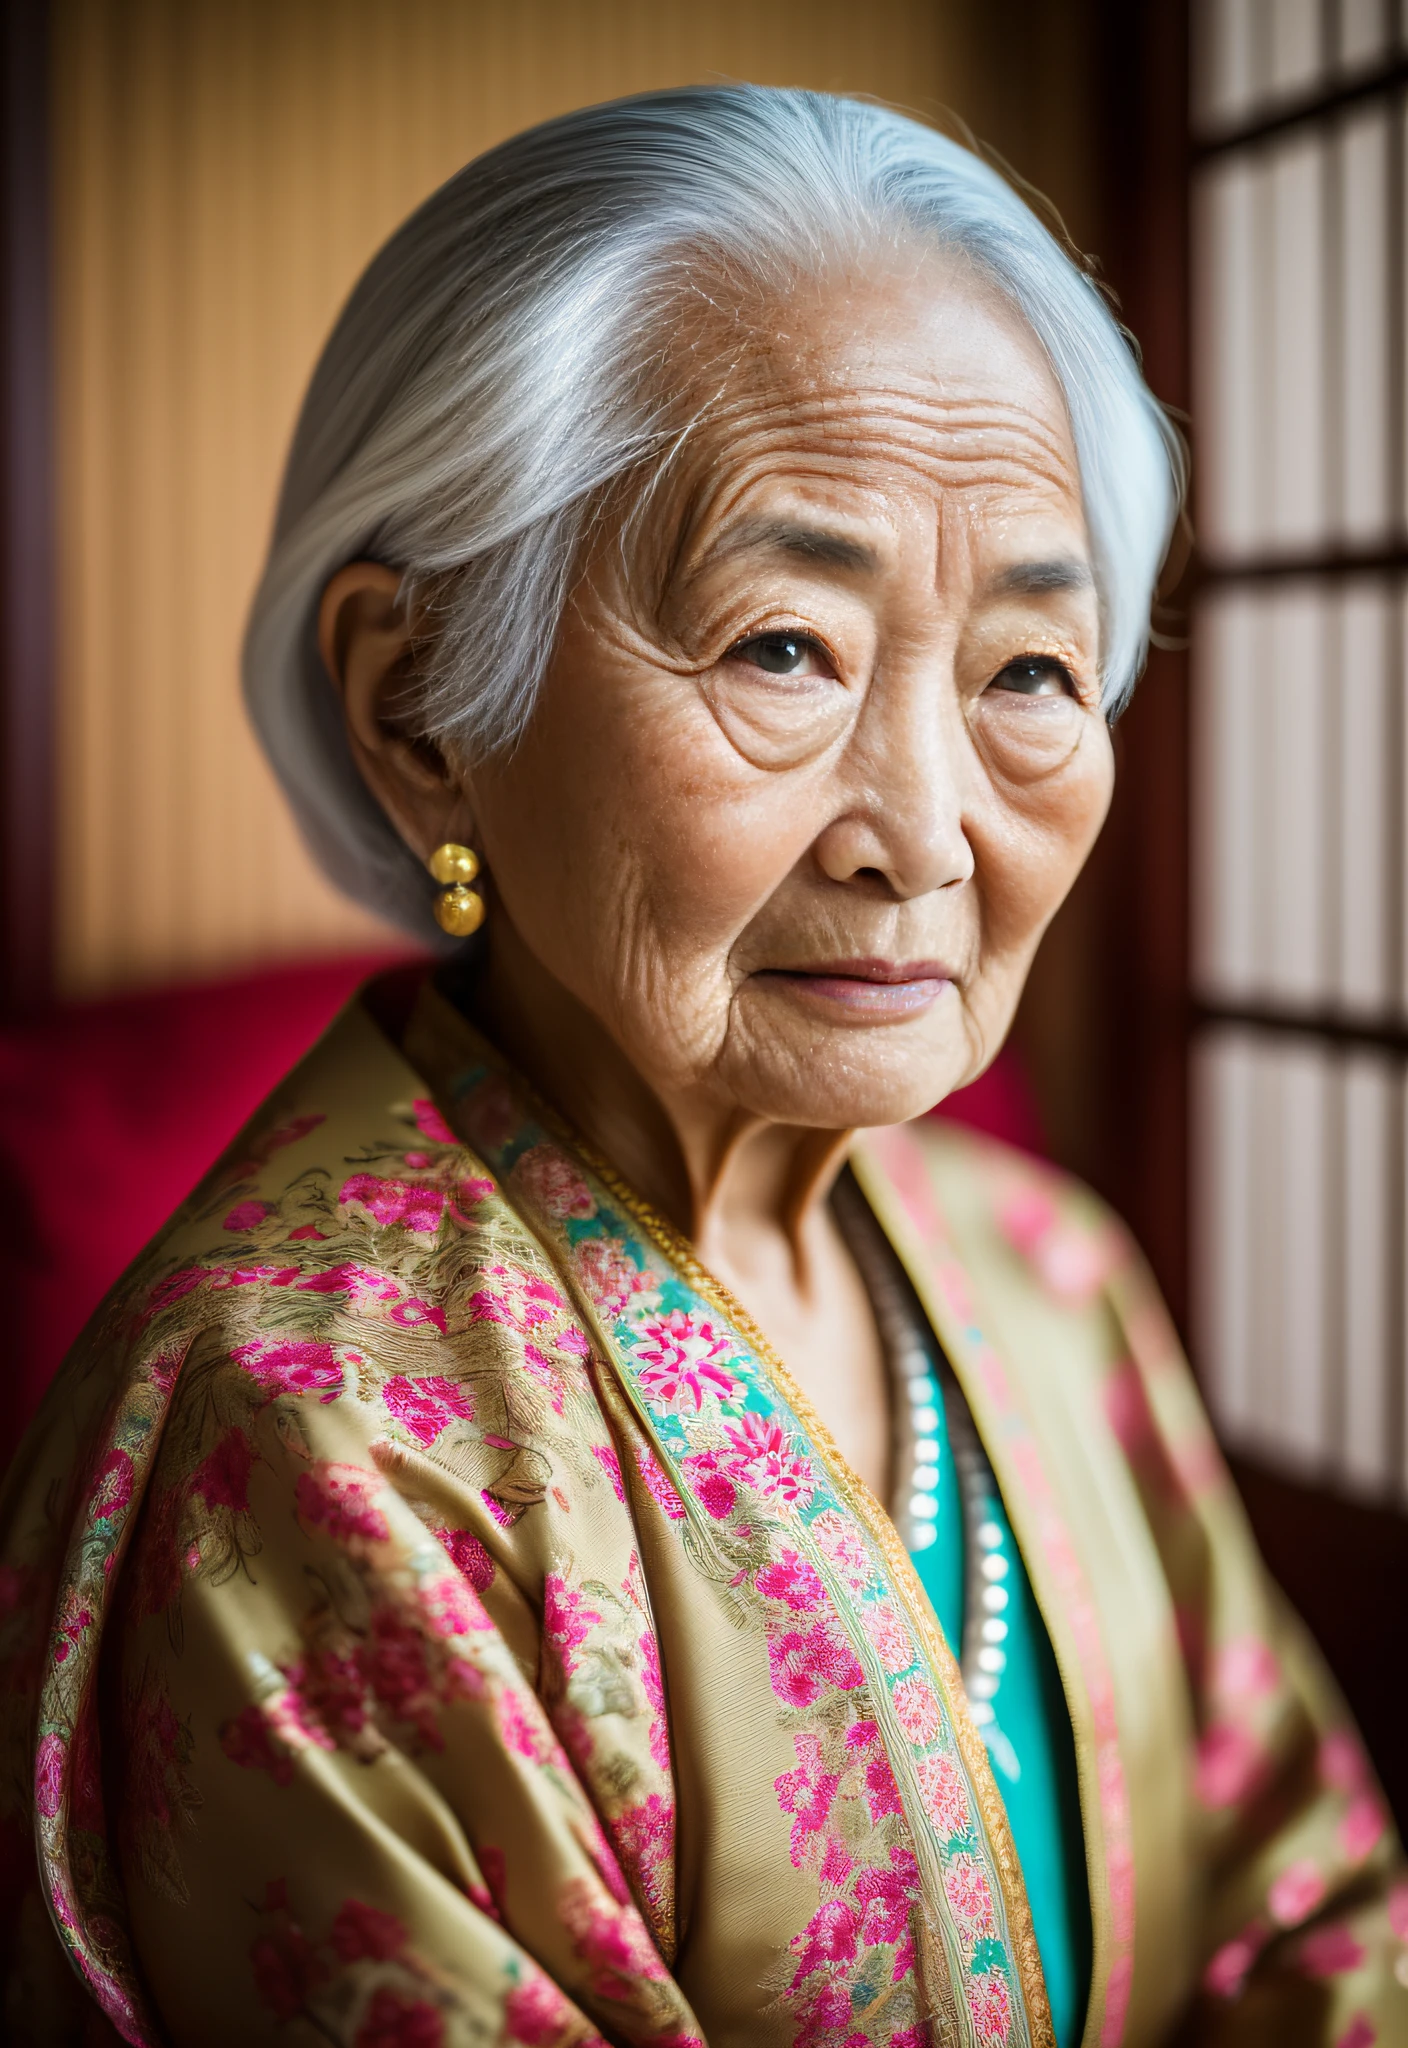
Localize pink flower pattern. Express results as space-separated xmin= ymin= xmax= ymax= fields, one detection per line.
xmin=756 ymin=1550 xmax=826 ymax=1612
xmin=557 ymin=1874 xmax=668 ymax=1995
xmin=340 ymin=1173 xmax=448 ymax=1236
xmin=295 ymin=1463 xmax=390 ymax=1547
xmin=503 ymin=1969 xmax=579 ymax=2045
xmin=892 ymin=1676 xmax=942 ymax=1747
xmin=411 ymin=1098 xmax=457 ymax=1145
xmin=574 ymin=1236 xmax=651 ymax=1315
xmin=1335 ymin=2017 xmax=1377 ymax=2048
xmin=591 ymin=1443 xmax=626 ymax=1501
xmin=224 ymin=1199 xmax=273 ymax=1231
xmin=1300 ymin=1923 xmax=1368 ymax=1979
xmin=776 ymin=1734 xmax=842 ymax=1868
xmin=810 ymin=1510 xmax=874 ymax=1592
xmin=1203 ymin=1927 xmax=1266 ymax=2000
xmin=189 ymin=1430 xmax=257 ymax=1515
xmin=354 ymin=1986 xmax=445 ymax=2046
xmin=610 ymin=1791 xmax=676 ymax=1928
xmin=678 ymin=1450 xmax=736 ymax=1519
xmin=1213 ymin=1635 xmax=1281 ymax=1703
xmin=634 ymin=1446 xmax=687 ymax=1521
xmin=435 ymin=1526 xmax=495 ymax=1593
xmin=541 ymin=1574 xmax=602 ymax=1680
xmin=942 ymin=1854 xmax=997 ymax=1946
xmin=637 ymin=1631 xmax=670 ymax=1773
xmin=234 ymin=1337 xmax=345 ymax=1404
xmin=242 ymin=1886 xmax=454 ymax=2043
xmin=1321 ymin=1729 xmax=1373 ymax=1795
xmin=381 ymin=1375 xmax=475 ymax=1446
xmin=767 ymin=1621 xmax=864 ymax=1708
xmin=221 ymin=1698 xmax=326 ymax=1786
xmin=1269 ymin=1857 xmax=1327 ymax=1926
xmin=628 ymin=1310 xmax=737 ymax=1413
xmin=512 ymin=1144 xmax=597 ymax=1220
xmin=35 ymin=1732 xmax=64 ymax=1819
xmin=998 ymin=1182 xmax=1116 ymax=1306
xmin=861 ymin=1744 xmax=905 ymax=1824
xmin=861 ymin=1598 xmax=914 ymax=1675
xmin=790 ymin=1896 xmax=860 ymax=1979
xmin=916 ymin=1751 xmax=971 ymax=1840
xmin=1195 ymin=1721 xmax=1267 ymax=1810
xmin=470 ymin=1264 xmax=588 ymax=1356
xmin=1340 ymin=1796 xmax=1387 ymax=1863
xmin=967 ymin=1965 xmax=1013 ymax=2045
xmin=855 ymin=1847 xmax=922 ymax=1947
xmin=722 ymin=1412 xmax=815 ymax=1509
xmin=496 ymin=1683 xmax=557 ymax=1765
xmin=89 ymin=1447 xmax=135 ymax=1522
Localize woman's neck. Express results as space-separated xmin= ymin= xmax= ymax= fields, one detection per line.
xmin=464 ymin=922 xmax=855 ymax=1290
xmin=460 ymin=920 xmax=892 ymax=1497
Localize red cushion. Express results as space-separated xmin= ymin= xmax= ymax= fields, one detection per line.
xmin=0 ymin=958 xmax=1042 ymax=1454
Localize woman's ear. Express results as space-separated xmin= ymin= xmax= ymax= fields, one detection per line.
xmin=317 ymin=561 xmax=476 ymax=860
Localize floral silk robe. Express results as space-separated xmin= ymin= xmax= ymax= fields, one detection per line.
xmin=1 ymin=973 xmax=1404 ymax=2048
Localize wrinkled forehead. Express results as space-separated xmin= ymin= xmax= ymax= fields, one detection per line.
xmin=639 ymin=245 xmax=1086 ymax=581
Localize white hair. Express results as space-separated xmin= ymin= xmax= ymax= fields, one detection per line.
xmin=243 ymin=85 xmax=1184 ymax=941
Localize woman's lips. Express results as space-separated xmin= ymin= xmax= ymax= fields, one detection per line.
xmin=752 ymin=959 xmax=955 ymax=1019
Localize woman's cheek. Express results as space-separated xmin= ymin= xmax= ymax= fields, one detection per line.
xmin=610 ymin=705 xmax=828 ymax=940
xmin=995 ymin=712 xmax=1113 ymax=848
xmin=971 ymin=723 xmax=1114 ymax=946
xmin=634 ymin=793 xmax=810 ymax=949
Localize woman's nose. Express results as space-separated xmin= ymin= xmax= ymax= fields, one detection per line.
xmin=811 ymin=664 xmax=976 ymax=900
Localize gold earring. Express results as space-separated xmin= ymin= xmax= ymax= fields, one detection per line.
xmin=428 ymin=843 xmax=485 ymax=936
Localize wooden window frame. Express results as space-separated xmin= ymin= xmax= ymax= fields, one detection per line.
xmin=1101 ymin=0 xmax=1408 ymax=1823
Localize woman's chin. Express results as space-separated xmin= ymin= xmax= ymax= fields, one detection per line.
xmin=722 ymin=1015 xmax=977 ymax=1131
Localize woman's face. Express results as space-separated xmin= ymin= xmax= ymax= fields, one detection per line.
xmin=467 ymin=254 xmax=1113 ymax=1132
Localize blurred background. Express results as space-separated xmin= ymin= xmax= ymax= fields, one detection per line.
xmin=1 ymin=0 xmax=1404 ymax=1810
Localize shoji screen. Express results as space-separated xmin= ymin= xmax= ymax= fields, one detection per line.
xmin=1192 ymin=0 xmax=1408 ymax=1500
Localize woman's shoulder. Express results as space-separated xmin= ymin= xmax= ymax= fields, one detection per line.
xmin=859 ymin=1111 xmax=1139 ymax=1321
xmin=0 ymin=975 xmax=616 ymax=1753
xmin=857 ymin=1113 xmax=1224 ymax=1526
xmin=3 ymin=980 xmax=607 ymax=1554
xmin=13 ymin=991 xmax=438 ymax=1418
xmin=119 ymin=983 xmax=594 ymax=1392
xmin=137 ymin=980 xmax=449 ymax=1284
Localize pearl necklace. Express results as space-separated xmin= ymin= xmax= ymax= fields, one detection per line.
xmin=835 ymin=1175 xmax=1021 ymax=1777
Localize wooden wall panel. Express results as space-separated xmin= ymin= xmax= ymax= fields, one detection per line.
xmin=50 ymin=0 xmax=972 ymax=994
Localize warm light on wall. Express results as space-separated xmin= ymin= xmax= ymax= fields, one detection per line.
xmin=50 ymin=0 xmax=970 ymax=995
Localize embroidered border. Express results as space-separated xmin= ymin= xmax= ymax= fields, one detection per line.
xmin=34 ymin=1349 xmax=186 ymax=2045
xmin=855 ymin=1129 xmax=1135 ymax=2048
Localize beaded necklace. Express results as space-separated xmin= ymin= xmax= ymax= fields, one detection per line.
xmin=834 ymin=1171 xmax=1020 ymax=1760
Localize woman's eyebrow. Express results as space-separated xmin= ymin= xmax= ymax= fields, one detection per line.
xmin=988 ymin=556 xmax=1094 ymax=596
xmin=711 ymin=516 xmax=881 ymax=573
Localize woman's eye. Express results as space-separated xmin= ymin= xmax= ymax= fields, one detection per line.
xmin=729 ymin=633 xmax=834 ymax=678
xmin=989 ymin=656 xmax=1077 ymax=698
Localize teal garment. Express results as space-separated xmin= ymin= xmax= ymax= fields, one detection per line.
xmin=904 ymin=1358 xmax=1092 ymax=2048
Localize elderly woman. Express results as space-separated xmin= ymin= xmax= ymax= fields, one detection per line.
xmin=1 ymin=87 xmax=1403 ymax=2048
